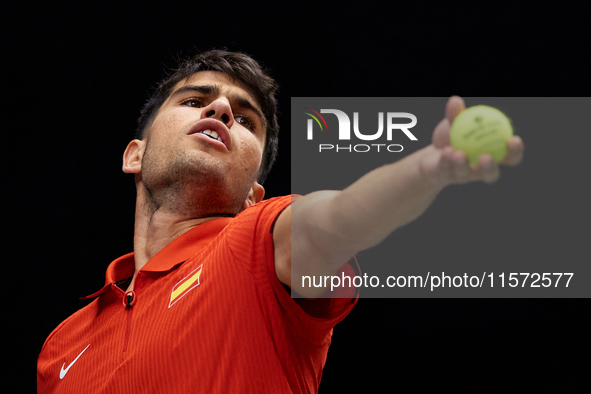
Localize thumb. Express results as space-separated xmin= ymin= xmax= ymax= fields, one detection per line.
xmin=431 ymin=96 xmax=467 ymax=148
xmin=445 ymin=96 xmax=466 ymax=123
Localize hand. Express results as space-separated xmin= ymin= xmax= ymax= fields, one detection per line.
xmin=420 ymin=96 xmax=525 ymax=188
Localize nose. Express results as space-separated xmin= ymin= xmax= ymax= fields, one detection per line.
xmin=201 ymin=97 xmax=234 ymax=128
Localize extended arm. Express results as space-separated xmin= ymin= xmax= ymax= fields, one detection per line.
xmin=273 ymin=96 xmax=524 ymax=297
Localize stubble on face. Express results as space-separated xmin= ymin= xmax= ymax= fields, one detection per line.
xmin=140 ymin=135 xmax=256 ymax=217
xmin=138 ymin=74 xmax=264 ymax=218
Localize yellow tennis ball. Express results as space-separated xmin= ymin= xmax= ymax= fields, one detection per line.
xmin=450 ymin=105 xmax=513 ymax=165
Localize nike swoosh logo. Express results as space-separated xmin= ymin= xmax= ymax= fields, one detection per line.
xmin=59 ymin=344 xmax=90 ymax=380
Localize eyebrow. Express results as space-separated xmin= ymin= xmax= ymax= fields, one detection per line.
xmin=169 ymin=84 xmax=265 ymax=126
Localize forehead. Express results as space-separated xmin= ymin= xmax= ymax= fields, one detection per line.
xmin=171 ymin=71 xmax=262 ymax=110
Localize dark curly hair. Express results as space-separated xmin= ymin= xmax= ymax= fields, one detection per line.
xmin=136 ymin=49 xmax=280 ymax=184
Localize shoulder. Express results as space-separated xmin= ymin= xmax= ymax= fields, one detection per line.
xmin=220 ymin=195 xmax=300 ymax=264
xmin=231 ymin=194 xmax=301 ymax=231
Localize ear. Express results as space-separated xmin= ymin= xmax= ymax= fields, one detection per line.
xmin=242 ymin=181 xmax=265 ymax=210
xmin=122 ymin=139 xmax=146 ymax=174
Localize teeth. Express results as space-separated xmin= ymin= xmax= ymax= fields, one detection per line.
xmin=199 ymin=130 xmax=222 ymax=142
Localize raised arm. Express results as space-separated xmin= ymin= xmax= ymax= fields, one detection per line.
xmin=273 ymin=96 xmax=525 ymax=298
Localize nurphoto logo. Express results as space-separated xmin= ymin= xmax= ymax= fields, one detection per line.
xmin=303 ymin=107 xmax=418 ymax=153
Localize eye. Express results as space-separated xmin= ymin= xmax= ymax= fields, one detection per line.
xmin=235 ymin=114 xmax=256 ymax=131
xmin=181 ymin=98 xmax=204 ymax=107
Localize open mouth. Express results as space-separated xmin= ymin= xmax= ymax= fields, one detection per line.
xmin=198 ymin=129 xmax=222 ymax=142
xmin=188 ymin=119 xmax=231 ymax=150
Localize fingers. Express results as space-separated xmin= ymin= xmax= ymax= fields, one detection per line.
xmin=432 ymin=118 xmax=451 ymax=148
xmin=451 ymin=150 xmax=472 ymax=180
xmin=445 ymin=96 xmax=466 ymax=123
xmin=476 ymin=154 xmax=501 ymax=184
xmin=439 ymin=147 xmax=501 ymax=185
xmin=433 ymin=96 xmax=466 ymax=148
xmin=430 ymin=97 xmax=523 ymax=186
xmin=439 ymin=146 xmax=476 ymax=184
xmin=502 ymin=136 xmax=525 ymax=166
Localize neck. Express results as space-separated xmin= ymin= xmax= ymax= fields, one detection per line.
xmin=131 ymin=185 xmax=236 ymax=273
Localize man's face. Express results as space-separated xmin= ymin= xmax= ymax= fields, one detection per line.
xmin=136 ymin=71 xmax=266 ymax=214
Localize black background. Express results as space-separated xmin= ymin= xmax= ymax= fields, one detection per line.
xmin=4 ymin=2 xmax=589 ymax=392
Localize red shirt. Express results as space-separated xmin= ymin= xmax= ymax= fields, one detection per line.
xmin=37 ymin=195 xmax=358 ymax=393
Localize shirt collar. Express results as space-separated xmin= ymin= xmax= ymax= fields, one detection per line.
xmin=81 ymin=217 xmax=232 ymax=299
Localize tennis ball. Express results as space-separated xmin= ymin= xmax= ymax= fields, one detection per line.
xmin=449 ymin=105 xmax=513 ymax=165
